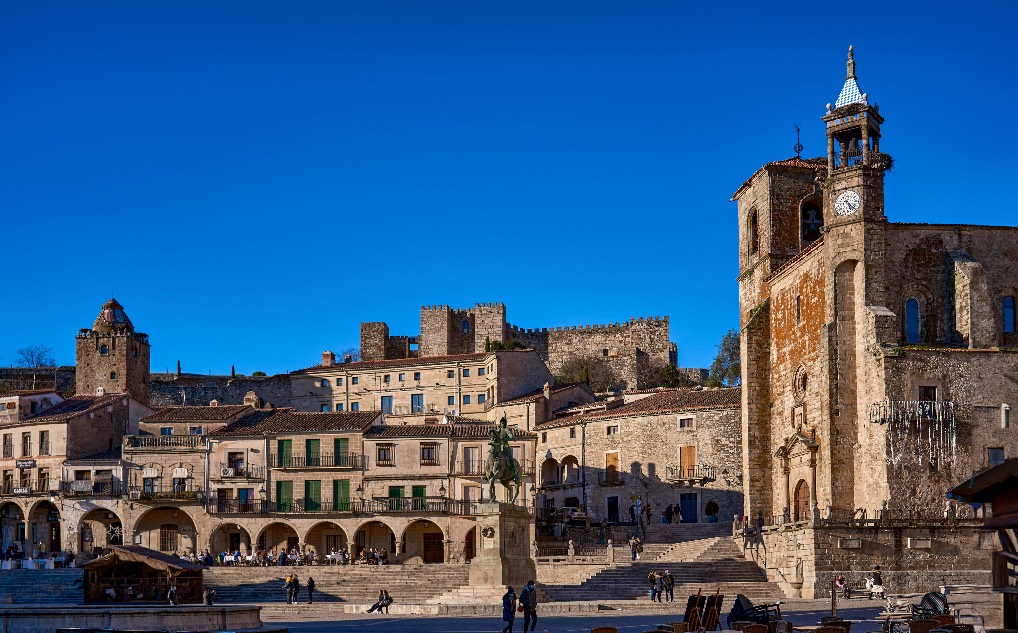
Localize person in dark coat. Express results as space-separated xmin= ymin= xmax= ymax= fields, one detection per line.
xmin=306 ymin=577 xmax=316 ymax=604
xmin=381 ymin=590 xmax=392 ymax=614
xmin=501 ymin=586 xmax=518 ymax=633
xmin=519 ymin=580 xmax=537 ymax=633
xmin=663 ymin=570 xmax=675 ymax=602
xmin=367 ymin=589 xmax=385 ymax=613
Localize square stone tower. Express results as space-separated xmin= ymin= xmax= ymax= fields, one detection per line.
xmin=75 ymin=298 xmax=151 ymax=405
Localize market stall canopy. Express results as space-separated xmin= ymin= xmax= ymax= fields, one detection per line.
xmin=82 ymin=545 xmax=205 ymax=575
xmin=947 ymin=457 xmax=1018 ymax=528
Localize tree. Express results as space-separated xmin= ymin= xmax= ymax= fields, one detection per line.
xmin=660 ymin=364 xmax=699 ymax=388
xmin=341 ymin=347 xmax=361 ymax=363
xmin=705 ymin=329 xmax=740 ymax=387
xmin=251 ymin=371 xmax=267 ymax=377
xmin=555 ymin=355 xmax=622 ymax=394
xmin=488 ymin=339 xmax=524 ymax=352
xmin=16 ymin=344 xmax=55 ymax=367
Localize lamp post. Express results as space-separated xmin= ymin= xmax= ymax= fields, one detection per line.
xmin=439 ymin=483 xmax=448 ymax=512
xmin=356 ymin=484 xmax=364 ymax=512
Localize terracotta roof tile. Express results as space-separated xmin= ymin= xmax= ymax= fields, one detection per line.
xmin=212 ymin=409 xmax=380 ymax=436
xmin=142 ymin=405 xmax=252 ymax=422
xmin=495 ymin=382 xmax=590 ymax=406
xmin=292 ymin=352 xmax=493 ymax=375
xmin=364 ymin=423 xmax=536 ymax=440
xmin=536 ymin=387 xmax=740 ymax=429
xmin=19 ymin=393 xmax=128 ymax=423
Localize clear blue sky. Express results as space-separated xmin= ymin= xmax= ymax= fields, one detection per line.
xmin=2 ymin=2 xmax=1014 ymax=375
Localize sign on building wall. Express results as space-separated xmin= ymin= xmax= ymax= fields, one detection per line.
xmin=172 ymin=467 xmax=189 ymax=479
xmin=15 ymin=460 xmax=36 ymax=468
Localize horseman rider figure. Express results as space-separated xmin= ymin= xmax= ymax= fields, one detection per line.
xmin=485 ymin=415 xmax=523 ymax=503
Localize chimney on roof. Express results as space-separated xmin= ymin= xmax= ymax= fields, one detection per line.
xmin=322 ymin=351 xmax=336 ymax=367
xmin=243 ymin=390 xmax=262 ymax=409
xmin=543 ymin=382 xmax=551 ymax=401
xmin=210 ymin=399 xmax=219 ymax=407
xmin=343 ymin=353 xmax=352 ymax=364
xmin=95 ymin=387 xmax=106 ymax=396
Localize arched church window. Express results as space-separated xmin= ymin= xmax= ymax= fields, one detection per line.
xmin=905 ymin=298 xmax=921 ymax=343
xmin=748 ymin=209 xmax=759 ymax=254
xmin=462 ymin=320 xmax=470 ymax=334
xmin=1004 ymin=296 xmax=1016 ymax=334
xmin=801 ymin=202 xmax=823 ymax=245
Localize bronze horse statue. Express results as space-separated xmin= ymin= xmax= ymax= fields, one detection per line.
xmin=484 ymin=415 xmax=523 ymax=503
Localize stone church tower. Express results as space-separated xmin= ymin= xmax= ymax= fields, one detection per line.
xmin=75 ymin=298 xmax=151 ymax=405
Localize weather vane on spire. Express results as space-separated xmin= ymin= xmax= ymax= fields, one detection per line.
xmin=793 ymin=125 xmax=803 ymax=158
xmin=846 ymin=45 xmax=856 ymax=80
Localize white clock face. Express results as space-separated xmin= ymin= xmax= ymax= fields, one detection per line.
xmin=835 ymin=190 xmax=861 ymax=216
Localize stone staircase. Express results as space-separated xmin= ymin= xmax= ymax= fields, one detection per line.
xmin=542 ymin=537 xmax=782 ymax=603
xmin=204 ymin=564 xmax=470 ymax=605
xmin=0 ymin=569 xmax=84 ymax=604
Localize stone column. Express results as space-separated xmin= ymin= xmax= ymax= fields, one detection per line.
xmin=861 ymin=124 xmax=870 ymax=164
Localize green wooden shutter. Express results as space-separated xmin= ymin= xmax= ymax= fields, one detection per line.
xmin=333 ymin=479 xmax=350 ymax=511
xmin=276 ymin=480 xmax=293 ymax=512
xmin=334 ymin=437 xmax=349 ymax=467
xmin=306 ymin=439 xmax=320 ymax=467
xmin=304 ymin=480 xmax=321 ymax=512
xmin=412 ymin=485 xmax=427 ymax=511
xmin=388 ymin=485 xmax=404 ymax=511
xmin=277 ymin=439 xmax=292 ymax=468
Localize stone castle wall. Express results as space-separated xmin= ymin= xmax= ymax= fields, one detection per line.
xmin=149 ymin=373 xmax=292 ymax=408
xmin=0 ymin=367 xmax=76 ymax=394
xmin=75 ymin=331 xmax=150 ymax=404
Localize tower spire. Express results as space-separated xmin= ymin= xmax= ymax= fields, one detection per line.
xmin=846 ymin=45 xmax=856 ymax=80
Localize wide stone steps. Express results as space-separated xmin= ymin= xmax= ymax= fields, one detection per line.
xmin=0 ymin=569 xmax=84 ymax=604
xmin=542 ymin=537 xmax=781 ymax=603
xmin=204 ymin=565 xmax=470 ymax=604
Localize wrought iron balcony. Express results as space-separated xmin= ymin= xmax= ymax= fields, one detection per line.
xmin=214 ymin=464 xmax=265 ymax=480
xmin=124 ymin=435 xmax=209 ymax=450
xmin=61 ymin=479 xmax=126 ymax=497
xmin=455 ymin=460 xmax=486 ymax=476
xmin=208 ymin=496 xmax=490 ymax=516
xmin=868 ymin=400 xmax=956 ymax=425
xmin=665 ymin=465 xmax=716 ymax=484
xmin=1 ymin=479 xmax=60 ymax=495
xmin=269 ymin=453 xmax=363 ymax=469
xmin=127 ymin=484 xmax=204 ymax=502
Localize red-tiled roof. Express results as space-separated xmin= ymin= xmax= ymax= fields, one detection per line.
xmin=212 ymin=410 xmax=380 ymax=436
xmin=365 ymin=423 xmax=537 ymax=440
xmin=142 ymin=405 xmax=252 ymax=422
xmin=0 ymin=389 xmax=59 ymax=397
xmin=20 ymin=393 xmax=128 ymax=423
xmin=292 ymin=352 xmax=491 ymax=375
xmin=494 ymin=382 xmax=591 ymax=406
xmin=536 ymin=387 xmax=740 ymax=429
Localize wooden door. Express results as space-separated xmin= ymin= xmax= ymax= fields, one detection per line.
xmin=679 ymin=445 xmax=696 ymax=477
xmin=423 ymin=533 xmax=444 ymax=563
xmin=794 ymin=479 xmax=810 ymax=522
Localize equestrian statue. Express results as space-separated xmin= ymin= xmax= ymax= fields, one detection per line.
xmin=485 ymin=415 xmax=523 ymax=503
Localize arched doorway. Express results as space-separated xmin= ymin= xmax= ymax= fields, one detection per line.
xmin=305 ymin=521 xmax=348 ymax=557
xmin=27 ymin=500 xmax=61 ymax=554
xmin=354 ymin=520 xmax=395 ymax=559
xmin=0 ymin=502 xmax=24 ymax=554
xmin=78 ymin=509 xmax=124 ymax=555
xmin=540 ymin=459 xmax=559 ymax=486
xmin=256 ymin=522 xmax=299 ymax=554
xmin=793 ymin=479 xmax=811 ymax=522
xmin=209 ymin=523 xmax=252 ymax=556
xmin=560 ymin=456 xmax=580 ymax=484
xmin=400 ymin=520 xmax=445 ymax=564
xmin=134 ymin=507 xmax=198 ymax=554
xmin=464 ymin=527 xmax=475 ymax=563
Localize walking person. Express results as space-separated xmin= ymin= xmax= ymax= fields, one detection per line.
xmin=648 ymin=570 xmax=659 ymax=601
xmin=167 ymin=585 xmax=178 ymax=606
xmin=283 ymin=573 xmax=293 ymax=604
xmin=655 ymin=572 xmax=664 ymax=603
xmin=306 ymin=576 xmax=315 ymax=604
xmin=629 ymin=535 xmax=638 ymax=561
xmin=501 ymin=586 xmax=518 ymax=633
xmin=663 ymin=570 xmax=675 ymax=602
xmin=519 ymin=580 xmax=538 ymax=633
xmin=635 ymin=536 xmax=643 ymax=561
xmin=291 ymin=574 xmax=301 ymax=605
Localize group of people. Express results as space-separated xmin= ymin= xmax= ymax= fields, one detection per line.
xmin=355 ymin=547 xmax=388 ymax=565
xmin=628 ymin=535 xmax=644 ymax=561
xmin=646 ymin=569 xmax=675 ymax=602
xmin=282 ymin=572 xmax=317 ymax=604
xmin=833 ymin=565 xmax=886 ymax=599
xmin=501 ymin=580 xmax=538 ymax=633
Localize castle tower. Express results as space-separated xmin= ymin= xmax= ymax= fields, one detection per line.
xmin=75 ymin=298 xmax=151 ymax=405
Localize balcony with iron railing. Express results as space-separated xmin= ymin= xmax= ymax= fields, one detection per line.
xmin=61 ymin=479 xmax=126 ymax=497
xmin=206 ymin=496 xmax=506 ymax=516
xmin=20 ymin=442 xmax=31 ymax=457
xmin=868 ymin=400 xmax=956 ymax=425
xmin=124 ymin=435 xmax=209 ymax=450
xmin=214 ymin=464 xmax=265 ymax=480
xmin=268 ymin=452 xmax=363 ymax=469
xmin=127 ymin=484 xmax=205 ymax=502
xmin=454 ymin=460 xmax=486 ymax=476
xmin=2 ymin=445 xmax=12 ymax=459
xmin=665 ymin=464 xmax=716 ymax=484
xmin=2 ymin=479 xmax=60 ymax=495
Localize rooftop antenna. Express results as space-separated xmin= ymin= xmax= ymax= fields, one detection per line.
xmin=793 ymin=125 xmax=803 ymax=158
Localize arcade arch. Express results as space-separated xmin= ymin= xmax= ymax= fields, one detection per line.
xmin=257 ymin=522 xmax=299 ymax=554
xmin=400 ymin=519 xmax=445 ymax=564
xmin=209 ymin=523 xmax=253 ymax=556
xmin=540 ymin=458 xmax=560 ymax=486
xmin=134 ymin=507 xmax=198 ymax=554
xmin=78 ymin=508 xmax=124 ymax=554
xmin=305 ymin=521 xmax=348 ymax=557
xmin=0 ymin=502 xmax=25 ymax=554
xmin=26 ymin=500 xmax=61 ymax=554
xmin=354 ymin=520 xmax=395 ymax=558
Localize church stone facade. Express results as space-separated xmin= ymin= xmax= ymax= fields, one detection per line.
xmin=733 ymin=47 xmax=1013 ymax=596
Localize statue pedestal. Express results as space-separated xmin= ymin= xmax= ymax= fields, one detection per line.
xmin=468 ymin=502 xmax=536 ymax=590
